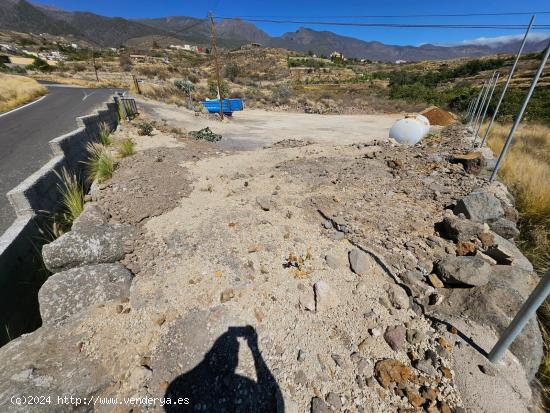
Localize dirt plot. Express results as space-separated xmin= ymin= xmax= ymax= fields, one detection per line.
xmin=137 ymin=97 xmax=402 ymax=150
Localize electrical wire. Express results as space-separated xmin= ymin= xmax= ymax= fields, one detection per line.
xmin=215 ymin=17 xmax=550 ymax=30
xmin=226 ymin=11 xmax=550 ymax=19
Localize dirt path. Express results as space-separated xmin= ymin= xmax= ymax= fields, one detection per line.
xmin=137 ymin=98 xmax=402 ymax=150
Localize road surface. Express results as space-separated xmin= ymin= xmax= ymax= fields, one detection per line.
xmin=0 ymin=84 xmax=120 ymax=234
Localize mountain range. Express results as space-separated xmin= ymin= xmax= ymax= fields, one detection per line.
xmin=0 ymin=0 xmax=547 ymax=61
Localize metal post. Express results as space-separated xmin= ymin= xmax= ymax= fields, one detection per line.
xmin=472 ymin=71 xmax=496 ymax=136
xmin=489 ymin=269 xmax=550 ymax=363
xmin=480 ymin=16 xmax=535 ymax=148
xmin=468 ymin=82 xmax=485 ymax=127
xmin=473 ymin=72 xmax=499 ymax=147
xmin=466 ymin=98 xmax=474 ymax=119
xmin=490 ymin=38 xmax=550 ymax=182
xmin=468 ymin=80 xmax=487 ymax=127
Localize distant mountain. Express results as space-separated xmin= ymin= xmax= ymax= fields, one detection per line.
xmin=0 ymin=1 xmax=546 ymax=61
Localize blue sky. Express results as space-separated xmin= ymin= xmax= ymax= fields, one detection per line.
xmin=38 ymin=0 xmax=550 ymax=46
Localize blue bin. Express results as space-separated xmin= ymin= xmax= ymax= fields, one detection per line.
xmin=202 ymin=98 xmax=244 ymax=115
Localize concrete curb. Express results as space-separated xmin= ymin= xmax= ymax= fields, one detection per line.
xmin=0 ymin=97 xmax=119 ymax=283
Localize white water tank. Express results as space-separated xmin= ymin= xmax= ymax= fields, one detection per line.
xmin=389 ymin=114 xmax=430 ymax=145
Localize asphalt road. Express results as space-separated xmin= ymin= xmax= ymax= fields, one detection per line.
xmin=0 ymin=84 xmax=120 ymax=234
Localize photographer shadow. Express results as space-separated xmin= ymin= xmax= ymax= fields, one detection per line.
xmin=164 ymin=325 xmax=283 ymax=413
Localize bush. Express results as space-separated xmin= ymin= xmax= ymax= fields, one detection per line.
xmin=27 ymin=57 xmax=53 ymax=73
xmin=271 ymin=84 xmax=292 ymax=103
xmin=98 ymin=122 xmax=112 ymax=146
xmin=137 ymin=122 xmax=153 ymax=136
xmin=117 ymin=138 xmax=135 ymax=157
xmin=208 ymin=78 xmax=230 ymax=99
xmin=55 ymin=168 xmax=84 ymax=232
xmin=224 ymin=63 xmax=241 ymax=81
xmin=85 ymin=144 xmax=114 ymax=183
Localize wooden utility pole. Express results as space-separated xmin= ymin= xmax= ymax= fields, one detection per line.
xmin=91 ymin=48 xmax=99 ymax=82
xmin=132 ymin=74 xmax=142 ymax=94
xmin=209 ymin=12 xmax=224 ymax=120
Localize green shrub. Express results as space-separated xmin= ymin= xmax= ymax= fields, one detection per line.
xmin=27 ymin=57 xmax=53 ymax=73
xmin=85 ymin=143 xmax=114 ymax=183
xmin=98 ymin=122 xmax=112 ymax=145
xmin=117 ymin=138 xmax=135 ymax=157
xmin=55 ymin=168 xmax=84 ymax=231
xmin=208 ymin=78 xmax=230 ymax=99
xmin=137 ymin=122 xmax=153 ymax=136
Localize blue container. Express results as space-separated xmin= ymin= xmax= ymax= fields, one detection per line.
xmin=202 ymin=98 xmax=244 ymax=115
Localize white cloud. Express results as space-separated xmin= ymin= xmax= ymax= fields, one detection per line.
xmin=460 ymin=32 xmax=550 ymax=48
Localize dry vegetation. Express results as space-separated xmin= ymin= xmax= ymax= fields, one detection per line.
xmin=484 ymin=122 xmax=550 ymax=401
xmin=0 ymin=74 xmax=47 ymax=113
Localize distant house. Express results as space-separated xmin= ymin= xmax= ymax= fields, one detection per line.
xmin=0 ymin=44 xmax=17 ymax=54
xmin=241 ymin=43 xmax=262 ymax=50
xmin=330 ymin=51 xmax=345 ymax=61
xmin=395 ymin=60 xmax=407 ymax=64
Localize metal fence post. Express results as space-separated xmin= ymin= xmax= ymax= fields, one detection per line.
xmin=473 ymin=72 xmax=499 ymax=147
xmin=490 ymin=38 xmax=550 ymax=182
xmin=472 ymin=71 xmax=496 ymax=136
xmin=489 ymin=269 xmax=550 ymax=363
xmin=479 ymin=16 xmax=535 ymax=149
xmin=468 ymin=82 xmax=485 ymax=126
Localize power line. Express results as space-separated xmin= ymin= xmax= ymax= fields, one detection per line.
xmin=225 ymin=11 xmax=550 ymax=19
xmin=216 ymin=17 xmax=550 ymax=30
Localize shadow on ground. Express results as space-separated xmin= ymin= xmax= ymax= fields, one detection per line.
xmin=164 ymin=325 xmax=283 ymax=413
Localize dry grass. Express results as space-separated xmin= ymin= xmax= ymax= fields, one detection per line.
xmin=483 ymin=121 xmax=550 ymax=405
xmin=0 ymin=74 xmax=47 ymax=113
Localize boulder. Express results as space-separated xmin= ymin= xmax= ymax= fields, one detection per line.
xmin=434 ymin=255 xmax=491 ymax=287
xmin=71 ymin=203 xmax=107 ymax=231
xmin=436 ymin=214 xmax=487 ymax=243
xmin=435 ymin=270 xmax=543 ymax=381
xmin=485 ymin=232 xmax=533 ymax=272
xmin=454 ymin=192 xmax=504 ymax=223
xmin=488 ymin=218 xmax=520 ymax=240
xmin=0 ymin=311 xmax=115 ymax=413
xmin=42 ymin=223 xmax=137 ymax=273
xmin=38 ymin=263 xmax=132 ymax=324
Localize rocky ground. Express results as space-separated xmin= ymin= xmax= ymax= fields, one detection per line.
xmin=0 ymin=113 xmax=542 ymax=413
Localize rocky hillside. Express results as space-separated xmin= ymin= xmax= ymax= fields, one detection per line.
xmin=0 ymin=110 xmax=541 ymax=412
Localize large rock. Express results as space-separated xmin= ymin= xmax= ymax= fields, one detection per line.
xmin=485 ymin=232 xmax=533 ymax=272
xmin=436 ymin=213 xmax=488 ymax=243
xmin=0 ymin=311 xmax=115 ymax=413
xmin=71 ymin=202 xmax=107 ymax=231
xmin=454 ymin=192 xmax=504 ymax=223
xmin=434 ymin=255 xmax=492 ymax=287
xmin=38 ymin=263 xmax=132 ymax=324
xmin=435 ymin=268 xmax=543 ymax=381
xmin=42 ymin=223 xmax=137 ymax=273
xmin=489 ymin=217 xmax=520 ymax=240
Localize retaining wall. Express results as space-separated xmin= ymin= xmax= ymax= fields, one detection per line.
xmin=0 ymin=99 xmax=119 ymax=284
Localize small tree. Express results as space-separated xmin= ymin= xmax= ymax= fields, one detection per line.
xmin=207 ymin=78 xmax=229 ymax=99
xmin=224 ymin=63 xmax=240 ymax=82
xmin=174 ymin=79 xmax=195 ymax=109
